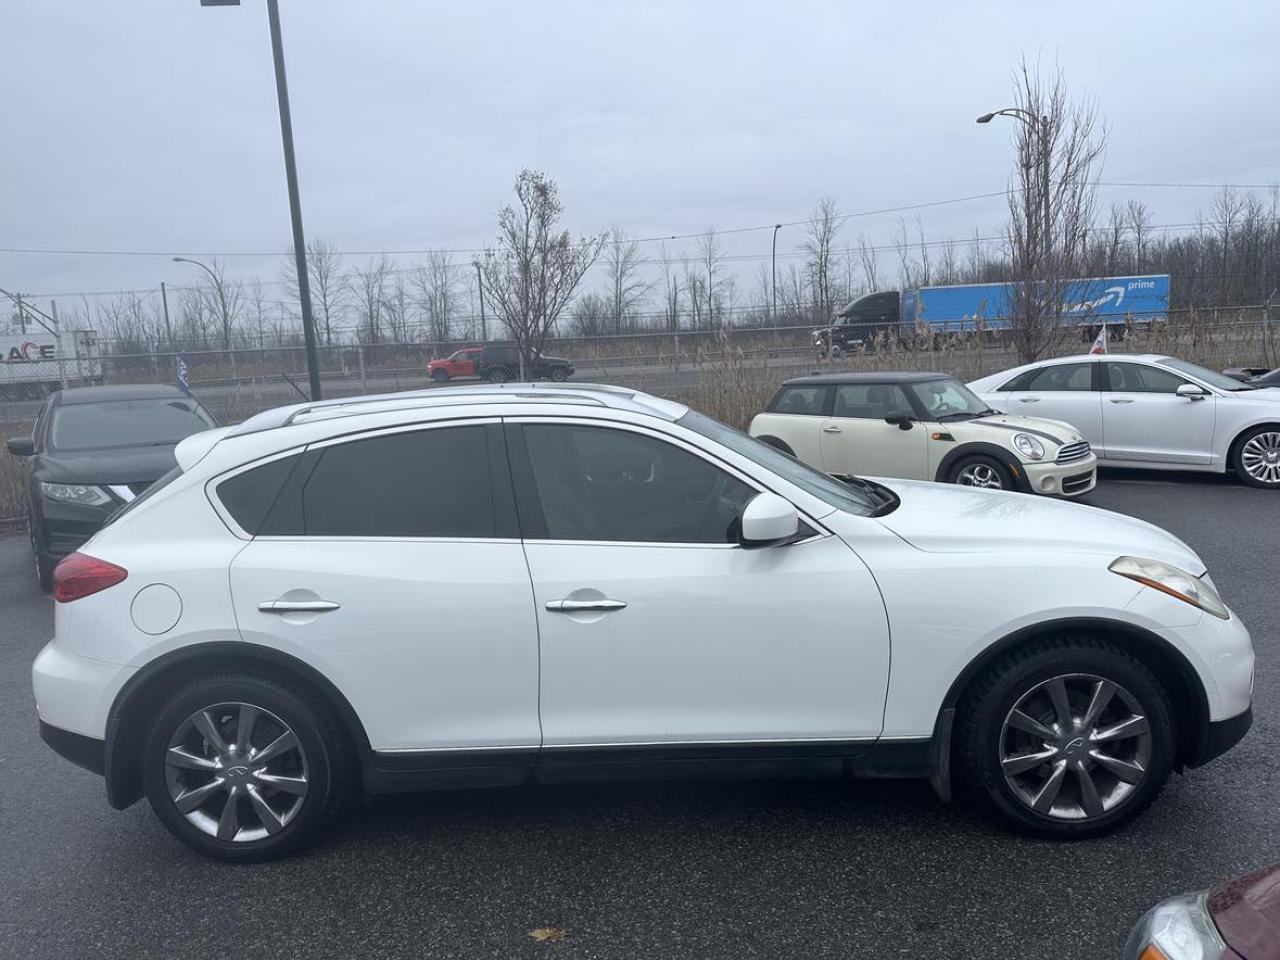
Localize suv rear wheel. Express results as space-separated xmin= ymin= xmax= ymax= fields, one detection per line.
xmin=956 ymin=636 xmax=1175 ymax=839
xmin=143 ymin=673 xmax=352 ymax=861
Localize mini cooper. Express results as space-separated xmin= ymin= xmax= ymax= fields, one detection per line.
xmin=750 ymin=372 xmax=1098 ymax=497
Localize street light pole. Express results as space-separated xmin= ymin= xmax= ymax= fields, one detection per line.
xmin=172 ymin=256 xmax=231 ymax=348
xmin=771 ymin=223 xmax=781 ymax=323
xmin=199 ymin=0 xmax=323 ymax=400
xmin=977 ymin=106 xmax=1051 ymax=270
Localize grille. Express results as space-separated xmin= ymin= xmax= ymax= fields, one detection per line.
xmin=1055 ymin=441 xmax=1092 ymax=464
xmin=1062 ymin=470 xmax=1095 ymax=494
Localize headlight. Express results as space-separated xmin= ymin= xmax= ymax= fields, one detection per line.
xmin=1110 ymin=556 xmax=1229 ymax=620
xmin=1013 ymin=433 xmax=1045 ymax=460
xmin=39 ymin=482 xmax=113 ymax=507
xmin=1123 ymin=892 xmax=1227 ymax=960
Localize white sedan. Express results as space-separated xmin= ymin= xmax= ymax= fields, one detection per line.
xmin=32 ymin=383 xmax=1253 ymax=860
xmin=969 ymin=354 xmax=1280 ymax=488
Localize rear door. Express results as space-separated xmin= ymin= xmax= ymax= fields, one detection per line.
xmin=1101 ymin=361 xmax=1216 ymax=464
xmin=999 ymin=361 xmax=1104 ymax=450
xmin=820 ymin=382 xmax=927 ymax=479
xmin=224 ymin=420 xmax=541 ymax=752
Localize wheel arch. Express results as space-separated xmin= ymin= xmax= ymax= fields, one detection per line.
xmin=935 ymin=617 xmax=1211 ymax=771
xmin=104 ymin=642 xmax=373 ymax=810
xmin=754 ymin=435 xmax=796 ymax=456
xmin=934 ymin=441 xmax=1028 ymax=491
xmin=1226 ymin=419 xmax=1280 ymax=474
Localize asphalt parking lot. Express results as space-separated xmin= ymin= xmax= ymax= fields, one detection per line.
xmin=1 ymin=468 xmax=1275 ymax=959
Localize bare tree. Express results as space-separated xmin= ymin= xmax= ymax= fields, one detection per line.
xmin=282 ymin=238 xmax=348 ymax=346
xmin=352 ymin=256 xmax=391 ymax=344
xmin=412 ymin=250 xmax=458 ymax=345
xmin=476 ymin=170 xmax=606 ymax=376
xmin=695 ymin=229 xmax=725 ymax=328
xmin=568 ymin=291 xmax=610 ymax=337
xmin=1126 ymin=200 xmax=1152 ymax=271
xmin=384 ymin=274 xmax=412 ymax=343
xmin=803 ymin=196 xmax=841 ymax=321
xmin=603 ymin=228 xmax=650 ymax=333
xmin=856 ymin=234 xmax=881 ymax=292
xmin=191 ymin=259 xmax=243 ymax=350
xmin=1001 ymin=59 xmax=1107 ymax=362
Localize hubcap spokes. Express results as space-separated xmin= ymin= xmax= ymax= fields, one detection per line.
xmin=1241 ymin=432 xmax=1280 ymax=485
xmin=958 ymin=463 xmax=1002 ymax=488
xmin=999 ymin=673 xmax=1152 ymax=821
xmin=164 ymin=701 xmax=309 ymax=842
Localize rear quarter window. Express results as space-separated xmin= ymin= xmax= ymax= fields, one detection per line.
xmin=215 ymin=454 xmax=302 ymax=535
xmin=766 ymin=385 xmax=830 ymax=415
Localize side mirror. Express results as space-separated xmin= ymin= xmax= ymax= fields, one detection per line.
xmin=739 ymin=492 xmax=799 ymax=548
xmin=884 ymin=412 xmax=914 ymax=430
xmin=1176 ymin=383 xmax=1209 ymax=401
xmin=5 ymin=436 xmax=34 ymax=457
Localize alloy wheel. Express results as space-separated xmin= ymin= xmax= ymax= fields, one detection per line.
xmin=999 ymin=673 xmax=1152 ymax=821
xmin=1240 ymin=431 xmax=1280 ymax=485
xmin=956 ymin=462 xmax=1004 ymax=489
xmin=164 ymin=701 xmax=309 ymax=842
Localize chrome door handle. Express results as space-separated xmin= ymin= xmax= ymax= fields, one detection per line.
xmin=259 ymin=599 xmax=341 ymax=613
xmin=545 ymin=599 xmax=627 ymax=613
xmin=1017 ymin=397 xmax=1040 ymax=403
xmin=822 ymin=424 xmax=842 ymax=433
xmin=1109 ymin=398 xmax=1135 ymax=404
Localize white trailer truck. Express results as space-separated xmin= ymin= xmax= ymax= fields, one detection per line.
xmin=0 ymin=330 xmax=102 ymax=397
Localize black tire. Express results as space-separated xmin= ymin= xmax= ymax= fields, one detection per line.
xmin=948 ymin=453 xmax=1014 ymax=491
xmin=143 ymin=672 xmax=353 ymax=862
xmin=1231 ymin=424 xmax=1280 ymax=489
xmin=549 ymin=365 xmax=569 ymax=383
xmin=955 ymin=635 xmax=1175 ymax=839
xmin=756 ymin=435 xmax=796 ymax=457
xmin=486 ymin=367 xmax=509 ymax=384
xmin=431 ymin=369 xmax=449 ymax=383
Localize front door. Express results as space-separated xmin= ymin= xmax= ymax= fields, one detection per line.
xmin=820 ymin=382 xmax=928 ymax=479
xmin=1101 ymin=361 xmax=1217 ymax=464
xmin=508 ymin=419 xmax=891 ymax=748
xmin=227 ymin=420 xmax=541 ymax=752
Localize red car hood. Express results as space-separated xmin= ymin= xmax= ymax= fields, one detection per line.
xmin=1210 ymin=863 xmax=1280 ymax=956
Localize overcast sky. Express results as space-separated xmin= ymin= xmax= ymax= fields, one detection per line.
xmin=2 ymin=0 xmax=1278 ymax=317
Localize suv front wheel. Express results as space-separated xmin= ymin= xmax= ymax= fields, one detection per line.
xmin=486 ymin=368 xmax=510 ymax=383
xmin=143 ymin=673 xmax=352 ymax=861
xmin=956 ymin=636 xmax=1175 ymax=839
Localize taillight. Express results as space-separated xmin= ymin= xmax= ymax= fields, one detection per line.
xmin=53 ymin=552 xmax=128 ymax=603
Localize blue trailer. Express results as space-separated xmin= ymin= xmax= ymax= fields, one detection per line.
xmin=816 ymin=275 xmax=1171 ymax=355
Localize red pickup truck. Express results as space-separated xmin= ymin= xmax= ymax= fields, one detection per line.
xmin=427 ymin=347 xmax=482 ymax=383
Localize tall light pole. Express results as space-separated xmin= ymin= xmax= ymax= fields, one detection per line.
xmin=173 ymin=256 xmax=232 ymax=348
xmin=771 ymin=223 xmax=782 ymax=324
xmin=198 ymin=0 xmax=323 ymax=400
xmin=977 ymin=107 xmax=1051 ymax=272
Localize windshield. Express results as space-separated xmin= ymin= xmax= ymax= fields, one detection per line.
xmin=1157 ymin=357 xmax=1256 ymax=391
xmin=678 ymin=410 xmax=878 ymax=516
xmin=907 ymin=378 xmax=996 ymax=420
xmin=50 ymin=397 xmax=217 ymax=451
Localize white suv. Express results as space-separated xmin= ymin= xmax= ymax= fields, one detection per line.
xmin=33 ymin=383 xmax=1253 ymax=860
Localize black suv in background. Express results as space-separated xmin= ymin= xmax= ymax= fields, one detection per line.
xmin=5 ymin=384 xmax=217 ymax=590
xmin=473 ymin=343 xmax=575 ymax=383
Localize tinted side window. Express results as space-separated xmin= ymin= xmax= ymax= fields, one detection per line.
xmin=520 ymin=424 xmax=756 ymax=543
xmin=216 ymin=454 xmax=301 ymax=535
xmin=832 ymin=383 xmax=911 ymax=419
xmin=297 ymin=425 xmax=504 ymax=538
xmin=1026 ymin=363 xmax=1094 ymax=392
xmin=768 ymin=385 xmax=829 ymax=416
xmin=1105 ymin=363 xmax=1185 ymax=394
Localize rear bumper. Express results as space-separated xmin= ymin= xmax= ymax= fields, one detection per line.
xmin=39 ymin=720 xmax=105 ymax=776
